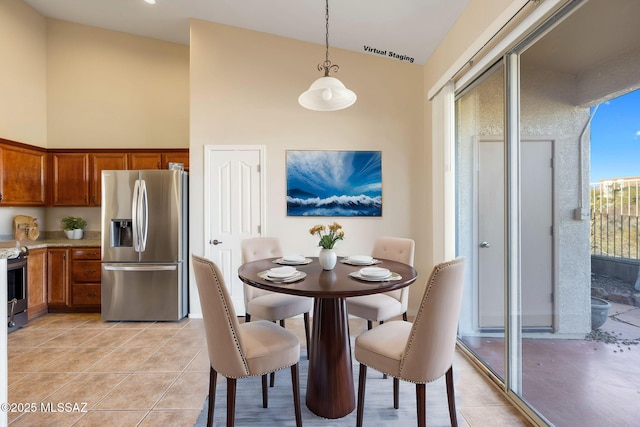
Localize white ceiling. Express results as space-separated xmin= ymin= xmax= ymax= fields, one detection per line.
xmin=23 ymin=0 xmax=471 ymax=65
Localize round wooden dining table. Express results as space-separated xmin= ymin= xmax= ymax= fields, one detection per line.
xmin=237 ymin=257 xmax=417 ymax=419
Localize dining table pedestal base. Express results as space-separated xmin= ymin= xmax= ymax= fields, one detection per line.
xmin=306 ymin=297 xmax=355 ymax=418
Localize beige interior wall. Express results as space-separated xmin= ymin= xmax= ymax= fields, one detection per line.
xmin=0 ymin=0 xmax=47 ymax=147
xmin=46 ymin=19 xmax=189 ymax=149
xmin=0 ymin=1 xmax=47 ymax=237
xmin=189 ymin=19 xmax=423 ymax=315
xmin=0 ymin=0 xmax=519 ymax=317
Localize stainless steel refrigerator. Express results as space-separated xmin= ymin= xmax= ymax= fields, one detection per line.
xmin=101 ymin=169 xmax=188 ymax=321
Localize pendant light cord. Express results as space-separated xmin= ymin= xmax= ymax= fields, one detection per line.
xmin=325 ymin=0 xmax=330 ymax=64
xmin=319 ymin=0 xmax=339 ymax=76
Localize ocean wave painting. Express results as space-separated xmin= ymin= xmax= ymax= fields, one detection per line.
xmin=286 ymin=150 xmax=382 ymax=216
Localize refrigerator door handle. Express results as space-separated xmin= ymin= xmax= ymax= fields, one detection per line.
xmin=139 ymin=179 xmax=149 ymax=253
xmin=132 ymin=179 xmax=141 ymax=252
xmin=104 ymin=264 xmax=177 ymax=272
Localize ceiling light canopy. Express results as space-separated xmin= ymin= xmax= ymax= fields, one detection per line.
xmin=298 ymin=0 xmax=356 ymax=112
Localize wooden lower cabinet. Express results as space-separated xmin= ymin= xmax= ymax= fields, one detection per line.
xmin=70 ymin=248 xmax=101 ymax=310
xmin=27 ymin=248 xmax=48 ymax=320
xmin=47 ymin=248 xmax=70 ymax=311
xmin=46 ymin=246 xmax=101 ymax=313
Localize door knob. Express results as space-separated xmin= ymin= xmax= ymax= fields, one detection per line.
xmin=210 ymin=239 xmax=223 ymax=245
xmin=480 ymin=241 xmax=491 ymax=248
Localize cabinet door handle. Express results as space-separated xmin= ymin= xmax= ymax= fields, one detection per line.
xmin=0 ymin=193 xmax=3 ymax=202
xmin=86 ymin=269 xmax=97 ymax=274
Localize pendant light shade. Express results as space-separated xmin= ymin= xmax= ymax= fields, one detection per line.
xmin=298 ymin=76 xmax=357 ymax=111
xmin=299 ymin=0 xmax=356 ymax=111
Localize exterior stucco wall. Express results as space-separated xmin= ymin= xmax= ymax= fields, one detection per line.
xmin=456 ymin=65 xmax=591 ymax=336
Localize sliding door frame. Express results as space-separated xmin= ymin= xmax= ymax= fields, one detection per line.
xmin=447 ymin=0 xmax=589 ymax=425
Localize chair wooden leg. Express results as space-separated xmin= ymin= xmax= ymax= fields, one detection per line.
xmin=446 ymin=366 xmax=458 ymax=427
xmin=356 ymin=364 xmax=368 ymax=427
xmin=227 ymin=377 xmax=237 ymax=427
xmin=261 ymin=374 xmax=268 ymax=408
xmin=303 ymin=312 xmax=311 ymax=360
xmin=380 ymin=319 xmax=389 ymax=378
xmin=393 ymin=377 xmax=399 ymax=409
xmin=270 ymin=372 xmax=275 ymax=388
xmin=382 ymin=330 xmax=388 ymax=378
xmin=402 ymin=312 xmax=408 ymax=321
xmin=290 ymin=363 xmax=302 ymax=427
xmin=367 ymin=320 xmax=373 ymax=330
xmin=416 ymin=383 xmax=426 ymax=427
xmin=207 ymin=367 xmax=217 ymax=427
xmin=279 ymin=319 xmax=285 ymax=327
xmin=245 ymin=313 xmax=251 ymax=322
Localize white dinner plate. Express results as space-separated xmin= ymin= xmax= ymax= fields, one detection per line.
xmin=340 ymin=257 xmax=379 ymax=266
xmin=258 ymin=270 xmax=307 ymax=283
xmin=347 ymin=255 xmax=373 ymax=264
xmin=359 ymin=267 xmax=391 ymax=278
xmin=283 ymin=254 xmax=306 ymax=263
xmin=273 ymin=257 xmax=312 ymax=265
xmin=267 ymin=266 xmax=297 ymax=278
xmin=349 ymin=271 xmax=402 ymax=282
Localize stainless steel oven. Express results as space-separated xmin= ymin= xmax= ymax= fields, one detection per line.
xmin=7 ymin=255 xmax=28 ymax=333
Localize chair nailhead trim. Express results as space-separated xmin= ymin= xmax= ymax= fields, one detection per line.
xmin=398 ymin=258 xmax=463 ymax=379
xmin=196 ymin=257 xmax=251 ymax=376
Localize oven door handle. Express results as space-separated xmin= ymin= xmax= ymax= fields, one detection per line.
xmin=8 ymin=298 xmax=17 ymax=328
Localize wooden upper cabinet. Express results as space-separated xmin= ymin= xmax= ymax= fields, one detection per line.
xmin=163 ymin=151 xmax=189 ymax=171
xmin=129 ymin=152 xmax=162 ymax=170
xmin=128 ymin=150 xmax=189 ymax=171
xmin=0 ymin=141 xmax=47 ymax=206
xmin=90 ymin=152 xmax=128 ymax=206
xmin=50 ymin=152 xmax=90 ymax=206
xmin=2 ymin=143 xmax=187 ymax=206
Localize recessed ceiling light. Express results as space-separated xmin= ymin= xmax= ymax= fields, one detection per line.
xmin=144 ymin=0 xmax=156 ymax=4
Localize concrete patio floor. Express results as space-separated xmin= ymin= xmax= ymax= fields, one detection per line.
xmin=461 ymin=301 xmax=640 ymax=426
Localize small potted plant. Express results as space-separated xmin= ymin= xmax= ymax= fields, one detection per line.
xmin=62 ymin=216 xmax=87 ymax=240
xmin=309 ymin=222 xmax=344 ymax=270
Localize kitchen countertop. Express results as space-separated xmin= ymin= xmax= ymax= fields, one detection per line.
xmin=8 ymin=231 xmax=101 ymax=249
xmin=21 ymin=238 xmax=101 ymax=249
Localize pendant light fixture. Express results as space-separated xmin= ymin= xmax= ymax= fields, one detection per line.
xmin=298 ymin=0 xmax=357 ymax=111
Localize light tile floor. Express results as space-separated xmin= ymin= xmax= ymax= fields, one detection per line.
xmin=7 ymin=313 xmax=529 ymax=426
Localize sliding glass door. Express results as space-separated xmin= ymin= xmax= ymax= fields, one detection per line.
xmin=454 ymin=0 xmax=640 ymax=425
xmin=455 ymin=62 xmax=507 ymax=381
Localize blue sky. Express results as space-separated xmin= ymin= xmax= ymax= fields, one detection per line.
xmin=590 ymin=88 xmax=640 ymax=183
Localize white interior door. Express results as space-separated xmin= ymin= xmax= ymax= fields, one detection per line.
xmin=204 ymin=146 xmax=264 ymax=314
xmin=477 ymin=138 xmax=554 ymax=329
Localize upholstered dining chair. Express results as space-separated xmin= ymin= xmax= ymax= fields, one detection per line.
xmin=241 ymin=237 xmax=312 ymax=359
xmin=347 ymin=236 xmax=415 ymax=330
xmin=354 ymin=257 xmax=466 ymax=427
xmin=191 ymin=254 xmax=303 ymax=427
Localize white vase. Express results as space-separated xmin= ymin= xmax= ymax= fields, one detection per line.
xmin=318 ymin=248 xmax=337 ymax=270
xmin=65 ymin=229 xmax=83 ymax=240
